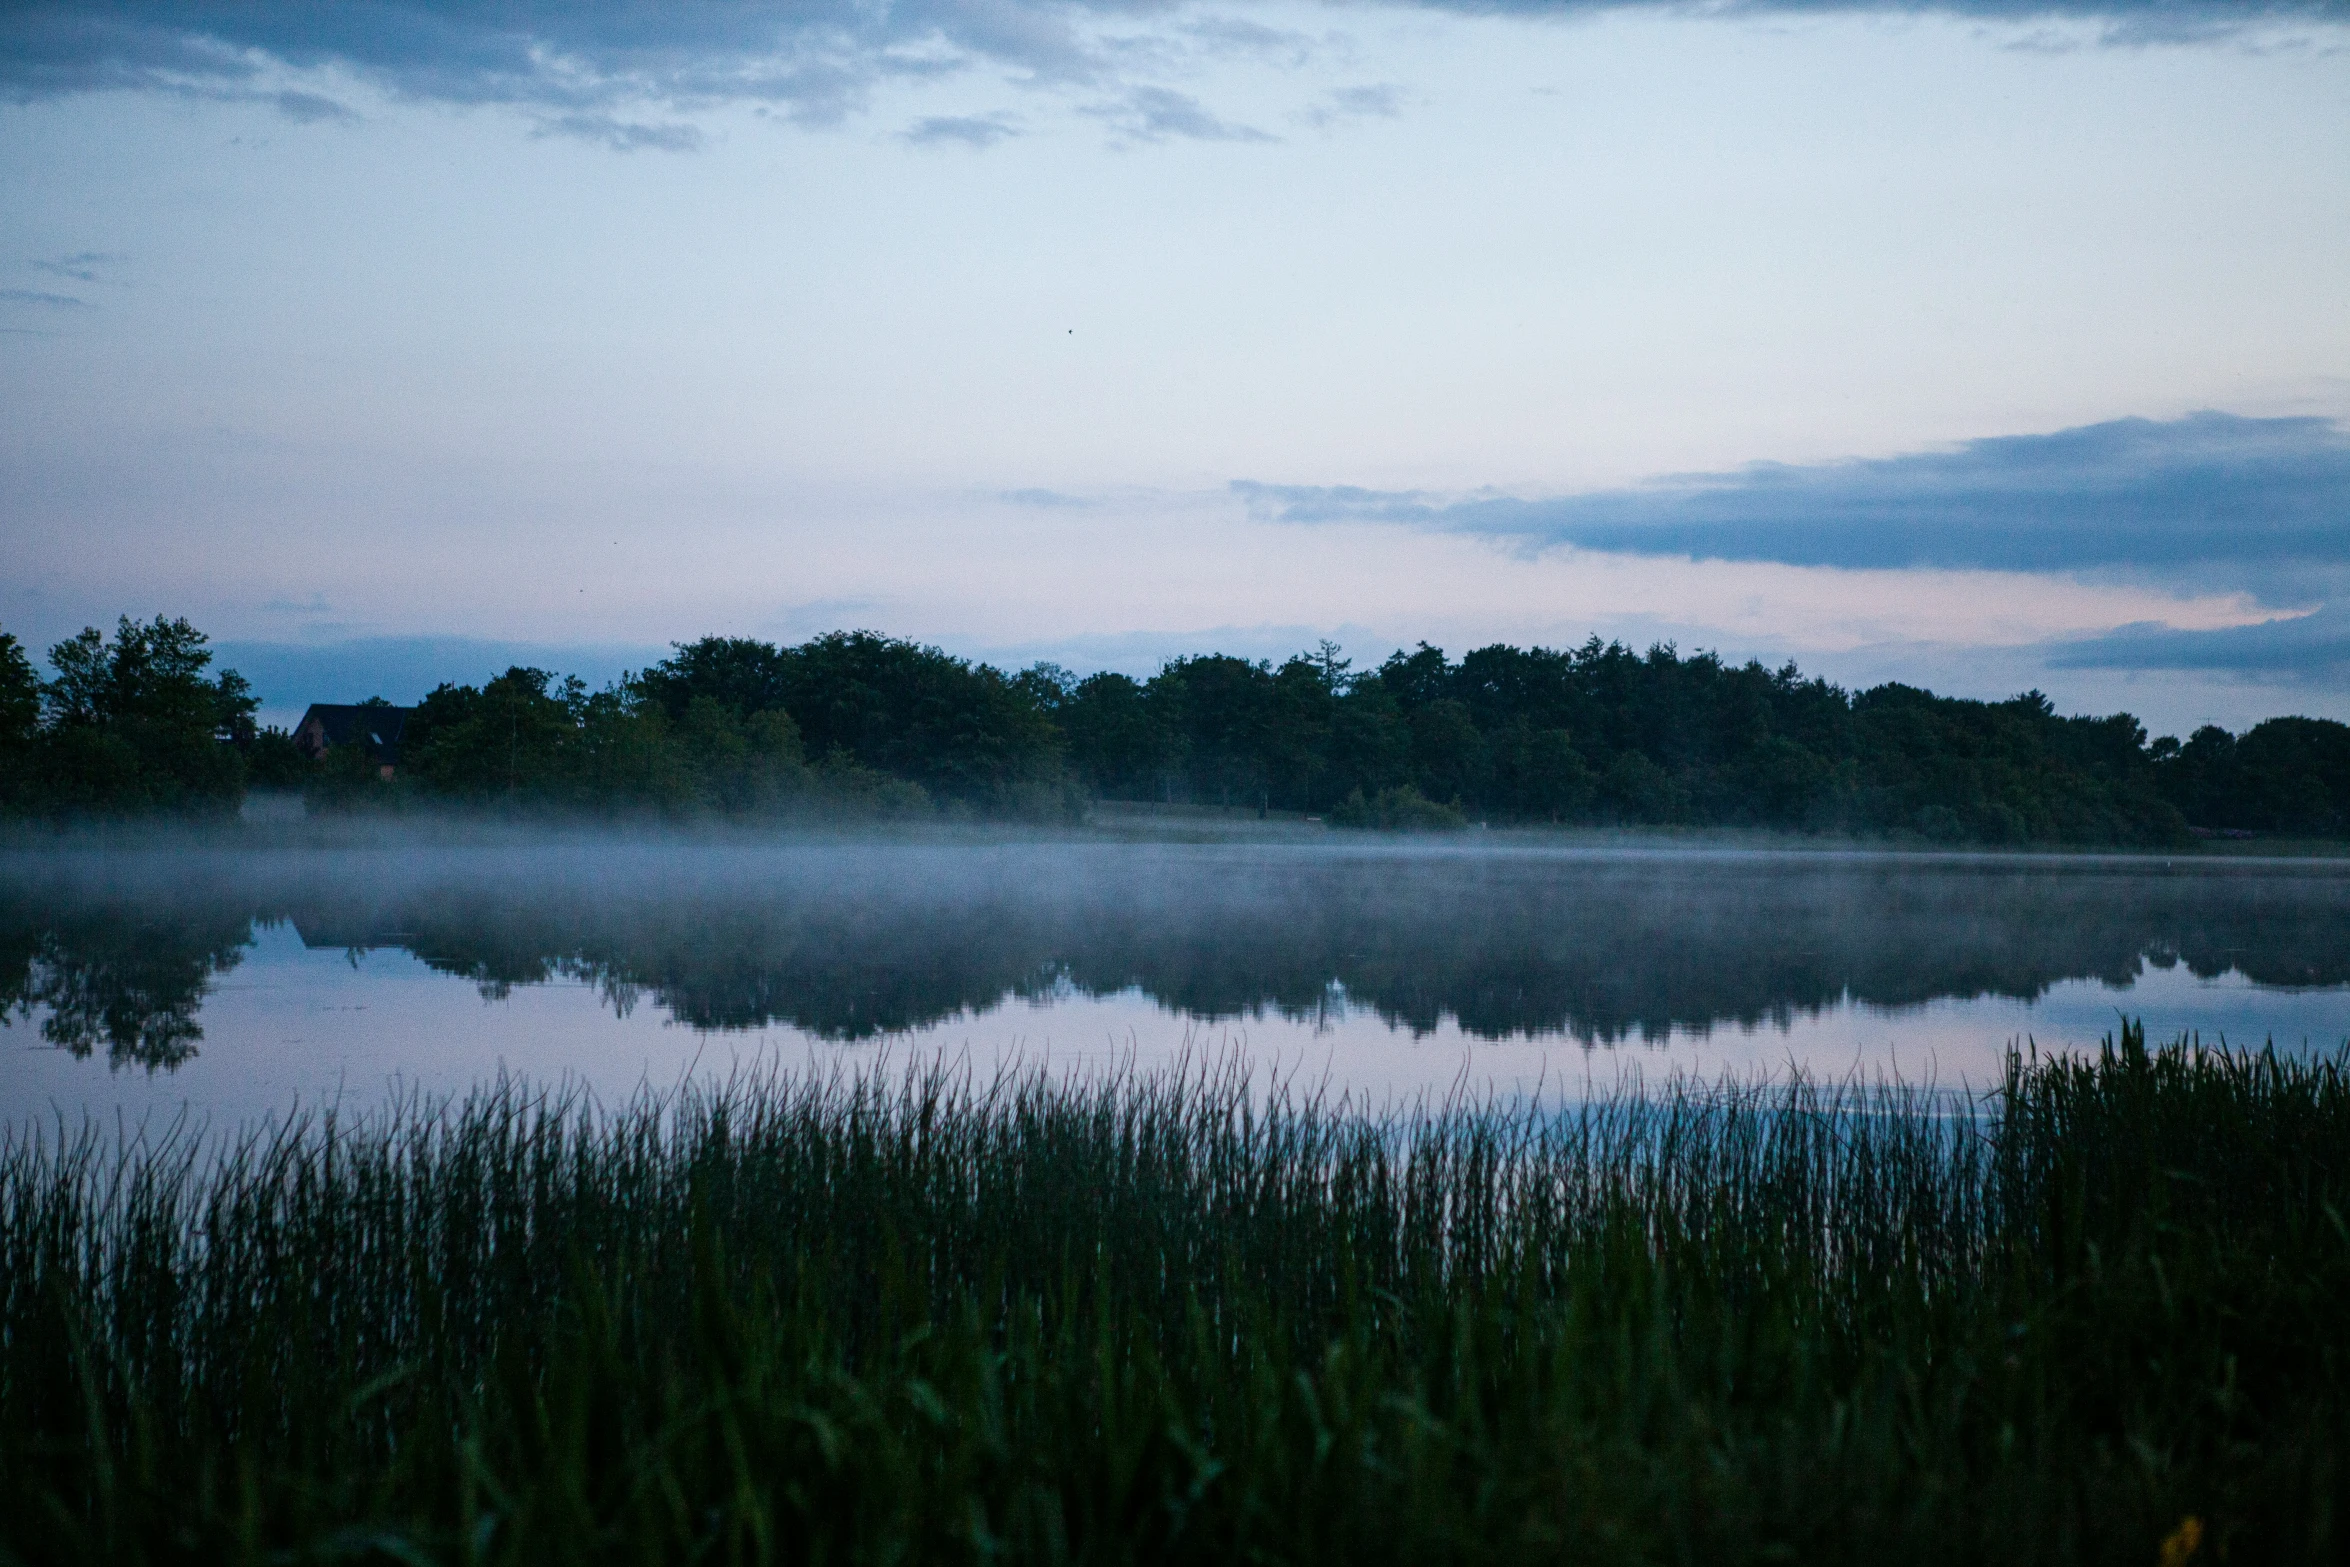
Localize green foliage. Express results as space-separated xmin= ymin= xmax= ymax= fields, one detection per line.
xmin=1482 ymin=721 xmax=1595 ymax=821
xmin=0 ymin=632 xmax=41 ymax=811
xmin=1326 ymin=782 xmax=1467 ymax=831
xmin=1150 ymin=654 xmax=1287 ymax=809
xmin=631 ymin=634 xmax=796 ymax=719
xmin=390 ymin=666 xmax=813 ymax=817
xmin=1066 ymin=638 xmax=2216 ymax=845
xmin=2150 ymin=717 xmax=2350 ymax=836
xmin=237 ymin=726 xmax=315 ymax=790
xmin=808 ymin=747 xmax=933 ymax=818
xmin=405 ymin=666 xmax=596 ymax=800
xmin=0 ymin=616 xmax=254 ymax=817
xmin=1 ymin=1034 xmax=2342 ymax=1561
xmin=641 ymin=631 xmax=1063 ymax=811
xmin=282 ymin=635 xmax=1074 ymax=822
xmin=3 ymin=613 xmax=2344 ymax=842
xmin=1848 ymin=686 xmax=2184 ymax=845
xmin=1061 ymin=671 xmax=1170 ymax=800
xmin=304 ymin=721 xmax=399 ymax=811
xmin=368 ymin=659 xmax=962 ymax=822
xmin=0 ymin=633 xmax=37 ymax=749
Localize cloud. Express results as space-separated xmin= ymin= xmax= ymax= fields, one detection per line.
xmin=5 ymin=2 xmax=2332 ymax=150
xmin=32 ymin=251 xmax=121 ymax=284
xmin=0 ymin=0 xmax=1108 ymax=129
xmin=904 ymin=111 xmax=1021 ymax=148
xmin=1086 ymin=85 xmax=1276 ymax=143
xmin=534 ymin=112 xmax=704 ymax=152
xmin=1237 ymin=413 xmax=2350 ymax=592
xmin=2046 ymin=604 xmax=2350 ymax=679
xmin=270 ymin=88 xmax=355 ymax=122
xmin=1180 ymin=16 xmax=1323 ymax=67
xmin=0 ymin=287 xmax=88 ymax=307
xmin=1299 ymin=81 xmax=1405 ymax=127
xmin=999 ymin=487 xmax=1094 ymax=507
xmin=1432 ymin=0 xmax=2347 ymax=40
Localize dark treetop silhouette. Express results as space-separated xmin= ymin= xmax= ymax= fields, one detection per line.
xmin=4 ymin=619 xmax=2348 ymax=843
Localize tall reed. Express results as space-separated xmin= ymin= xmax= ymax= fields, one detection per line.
xmin=3 ymin=1025 xmax=2343 ymax=1564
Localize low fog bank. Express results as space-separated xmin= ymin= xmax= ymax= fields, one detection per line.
xmin=12 ymin=800 xmax=2350 ymax=865
xmin=6 ymin=831 xmax=2348 ymax=1071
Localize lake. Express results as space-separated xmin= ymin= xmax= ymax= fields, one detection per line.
xmin=5 ymin=832 xmax=2348 ymax=1131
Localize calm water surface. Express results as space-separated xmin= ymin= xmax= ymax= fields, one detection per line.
xmin=5 ymin=836 xmax=2347 ymax=1130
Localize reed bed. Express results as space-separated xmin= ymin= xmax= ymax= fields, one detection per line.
xmin=3 ymin=1025 xmax=2344 ymax=1565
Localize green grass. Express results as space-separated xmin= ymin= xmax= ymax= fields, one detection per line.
xmin=3 ymin=1026 xmax=2345 ymax=1564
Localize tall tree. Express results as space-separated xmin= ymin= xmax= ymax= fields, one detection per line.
xmin=32 ymin=617 xmax=250 ymax=814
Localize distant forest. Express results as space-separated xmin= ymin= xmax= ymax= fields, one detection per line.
xmin=5 ymin=616 xmax=2348 ymax=846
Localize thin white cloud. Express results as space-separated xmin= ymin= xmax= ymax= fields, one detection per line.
xmin=903 ymin=110 xmax=1022 ymax=147
xmin=1297 ymin=80 xmax=1404 ymax=127
xmin=0 ymin=287 xmax=88 ymax=307
xmin=533 ymin=113 xmax=705 ymax=152
xmin=1086 ymin=84 xmax=1276 ymax=143
xmin=31 ymin=252 xmax=123 ymax=284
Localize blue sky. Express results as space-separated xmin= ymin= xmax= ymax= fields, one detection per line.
xmin=2 ymin=0 xmax=2346 ymax=731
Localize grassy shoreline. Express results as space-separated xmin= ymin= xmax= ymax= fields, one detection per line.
xmin=4 ymin=1029 xmax=2345 ymax=1564
xmin=4 ymin=806 xmax=2349 ymax=863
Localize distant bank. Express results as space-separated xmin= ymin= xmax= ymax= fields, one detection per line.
xmin=5 ymin=616 xmax=2346 ymax=847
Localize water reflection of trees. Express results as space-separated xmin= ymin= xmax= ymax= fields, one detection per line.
xmin=0 ymin=895 xmax=250 ymax=1070
xmin=282 ymin=853 xmax=2350 ymax=1044
xmin=7 ymin=849 xmax=2349 ymax=1069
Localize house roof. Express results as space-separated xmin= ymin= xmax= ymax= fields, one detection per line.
xmin=295 ymin=703 xmax=410 ymax=763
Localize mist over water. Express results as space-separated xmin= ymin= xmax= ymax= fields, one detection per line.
xmin=4 ymin=832 xmax=2347 ymax=1130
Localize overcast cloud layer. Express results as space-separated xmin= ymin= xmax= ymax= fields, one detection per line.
xmin=5 ymin=0 xmax=2344 ymax=144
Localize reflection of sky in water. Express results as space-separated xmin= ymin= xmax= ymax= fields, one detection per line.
xmin=6 ymin=921 xmax=2344 ymax=1132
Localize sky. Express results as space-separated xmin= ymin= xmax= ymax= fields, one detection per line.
xmin=2 ymin=0 xmax=2346 ymax=734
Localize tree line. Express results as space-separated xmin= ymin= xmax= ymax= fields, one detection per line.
xmin=0 ymin=617 xmax=286 ymax=815
xmin=5 ymin=616 xmax=2347 ymax=844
